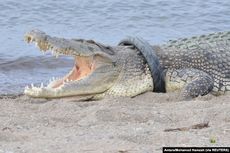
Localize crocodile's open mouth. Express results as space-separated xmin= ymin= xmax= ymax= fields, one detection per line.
xmin=24 ymin=30 xmax=118 ymax=98
xmin=48 ymin=56 xmax=95 ymax=89
xmin=24 ymin=32 xmax=97 ymax=90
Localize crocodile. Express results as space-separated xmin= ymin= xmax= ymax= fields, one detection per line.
xmin=24 ymin=30 xmax=230 ymax=100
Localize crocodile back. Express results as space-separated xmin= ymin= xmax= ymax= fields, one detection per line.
xmin=157 ymin=31 xmax=230 ymax=92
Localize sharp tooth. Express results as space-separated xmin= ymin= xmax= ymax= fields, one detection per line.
xmin=41 ymin=83 xmax=43 ymax=88
xmin=25 ymin=85 xmax=29 ymax=90
xmin=67 ymin=79 xmax=69 ymax=82
xmin=26 ymin=37 xmax=30 ymax=43
xmin=31 ymin=83 xmax=34 ymax=88
xmin=55 ymin=53 xmax=59 ymax=58
xmin=52 ymin=77 xmax=55 ymax=81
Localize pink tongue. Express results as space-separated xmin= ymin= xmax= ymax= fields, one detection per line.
xmin=50 ymin=56 xmax=95 ymax=89
xmin=51 ymin=66 xmax=80 ymax=88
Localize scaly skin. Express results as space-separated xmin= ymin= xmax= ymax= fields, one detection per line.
xmin=24 ymin=30 xmax=230 ymax=100
xmin=155 ymin=31 xmax=230 ymax=98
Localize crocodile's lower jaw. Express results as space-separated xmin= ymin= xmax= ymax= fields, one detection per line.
xmin=24 ymin=55 xmax=95 ymax=98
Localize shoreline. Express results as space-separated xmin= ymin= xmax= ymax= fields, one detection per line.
xmin=0 ymin=92 xmax=230 ymax=152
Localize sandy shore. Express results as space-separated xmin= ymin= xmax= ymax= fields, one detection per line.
xmin=0 ymin=92 xmax=229 ymax=153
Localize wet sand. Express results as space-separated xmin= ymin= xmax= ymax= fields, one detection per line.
xmin=0 ymin=92 xmax=229 ymax=153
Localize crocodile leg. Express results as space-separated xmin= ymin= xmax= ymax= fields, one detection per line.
xmin=165 ymin=69 xmax=214 ymax=100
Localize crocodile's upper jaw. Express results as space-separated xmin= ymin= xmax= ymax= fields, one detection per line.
xmin=24 ymin=30 xmax=119 ymax=98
